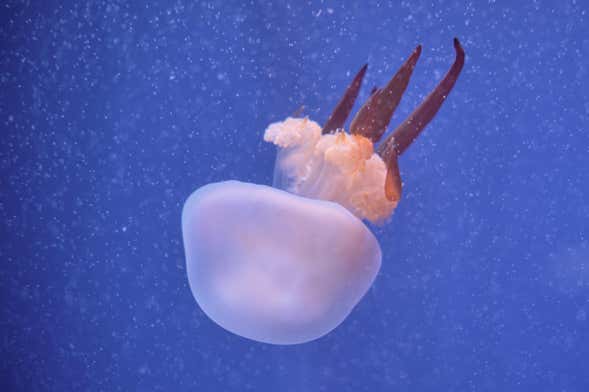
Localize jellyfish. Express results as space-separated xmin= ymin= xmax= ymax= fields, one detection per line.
xmin=182 ymin=39 xmax=465 ymax=344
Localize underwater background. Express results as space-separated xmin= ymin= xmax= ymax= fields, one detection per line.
xmin=1 ymin=1 xmax=588 ymax=391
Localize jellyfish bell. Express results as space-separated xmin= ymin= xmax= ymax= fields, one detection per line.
xmin=182 ymin=39 xmax=465 ymax=344
xmin=182 ymin=181 xmax=381 ymax=344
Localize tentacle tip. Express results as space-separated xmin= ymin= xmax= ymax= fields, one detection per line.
xmin=357 ymin=63 xmax=368 ymax=78
xmin=409 ymin=45 xmax=422 ymax=65
xmin=453 ymin=38 xmax=464 ymax=55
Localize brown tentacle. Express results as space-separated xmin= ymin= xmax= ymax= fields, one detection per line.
xmin=322 ymin=64 xmax=368 ymax=134
xmin=382 ymin=144 xmax=402 ymax=202
xmin=377 ymin=38 xmax=465 ymax=157
xmin=291 ymin=105 xmax=305 ymax=117
xmin=349 ymin=45 xmax=422 ymax=143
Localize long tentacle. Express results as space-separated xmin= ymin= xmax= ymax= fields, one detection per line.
xmin=378 ymin=38 xmax=465 ymax=201
xmin=349 ymin=45 xmax=422 ymax=143
xmin=377 ymin=38 xmax=465 ymax=157
xmin=322 ymin=64 xmax=368 ymax=134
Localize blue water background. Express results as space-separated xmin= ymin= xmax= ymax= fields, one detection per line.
xmin=1 ymin=1 xmax=588 ymax=391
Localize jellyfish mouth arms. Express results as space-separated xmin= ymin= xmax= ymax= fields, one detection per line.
xmin=322 ymin=38 xmax=465 ymax=202
xmin=264 ymin=118 xmax=396 ymax=223
xmin=264 ymin=39 xmax=465 ymax=222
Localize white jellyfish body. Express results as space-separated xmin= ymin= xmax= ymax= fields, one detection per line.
xmin=182 ymin=40 xmax=464 ymax=344
xmin=182 ymin=180 xmax=381 ymax=345
xmin=182 ymin=118 xmax=396 ymax=344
